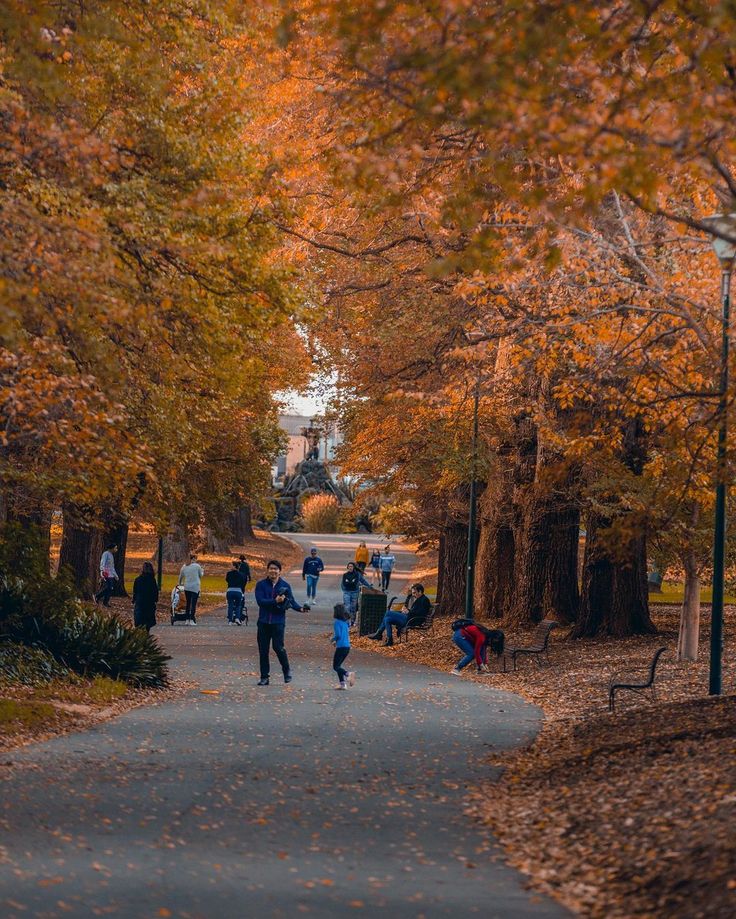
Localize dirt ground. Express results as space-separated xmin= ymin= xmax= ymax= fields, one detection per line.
xmin=354 ymin=601 xmax=736 ymax=918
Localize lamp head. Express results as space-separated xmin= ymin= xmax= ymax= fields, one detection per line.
xmin=703 ymin=213 xmax=736 ymax=268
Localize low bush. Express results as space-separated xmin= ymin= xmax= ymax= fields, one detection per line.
xmin=300 ymin=493 xmax=342 ymax=533
xmin=0 ymin=524 xmax=170 ymax=687
xmin=0 ymin=642 xmax=70 ymax=686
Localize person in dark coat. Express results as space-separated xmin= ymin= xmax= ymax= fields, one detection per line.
xmin=132 ymin=562 xmax=159 ymax=632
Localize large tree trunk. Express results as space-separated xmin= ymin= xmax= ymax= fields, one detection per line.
xmin=163 ymin=519 xmax=190 ymax=563
xmin=202 ymin=526 xmax=231 ymax=554
xmin=508 ymin=495 xmax=580 ymax=626
xmin=572 ymin=512 xmax=655 ymax=637
xmin=474 ymin=485 xmax=514 ymax=620
xmin=5 ymin=493 xmax=52 ymax=568
xmin=435 ymin=520 xmax=468 ymax=619
xmin=677 ymin=547 xmax=700 ymax=661
xmin=59 ymin=505 xmax=104 ymax=599
xmin=229 ymin=506 xmax=255 ymax=543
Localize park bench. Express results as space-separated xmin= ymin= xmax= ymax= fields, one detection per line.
xmin=501 ymin=620 xmax=558 ymax=671
xmin=608 ymin=646 xmax=667 ymax=712
xmin=386 ymin=596 xmax=437 ymax=643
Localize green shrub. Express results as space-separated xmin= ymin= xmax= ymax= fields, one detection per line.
xmin=0 ymin=642 xmax=70 ymax=686
xmin=0 ymin=524 xmax=169 ymax=687
xmin=301 ymin=493 xmax=342 ymax=533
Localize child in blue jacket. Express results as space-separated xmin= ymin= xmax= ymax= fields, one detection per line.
xmin=331 ymin=603 xmax=355 ymax=690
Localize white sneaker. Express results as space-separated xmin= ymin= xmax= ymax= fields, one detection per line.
xmin=450 ymin=668 xmax=462 ymax=676
xmin=335 ymin=683 xmax=347 ymax=690
xmin=347 ymin=671 xmax=356 ymax=687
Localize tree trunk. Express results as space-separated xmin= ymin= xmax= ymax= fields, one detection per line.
xmin=436 ymin=531 xmax=447 ymax=611
xmin=5 ymin=495 xmax=52 ymax=568
xmin=508 ymin=496 xmax=580 ymax=626
xmin=572 ymin=512 xmax=655 ymax=637
xmin=677 ymin=548 xmax=700 ymax=661
xmin=202 ymin=526 xmax=231 ymax=554
xmin=163 ymin=519 xmax=190 ymax=563
xmin=103 ymin=514 xmax=129 ymax=597
xmin=229 ymin=505 xmax=255 ymax=543
xmin=435 ymin=520 xmax=467 ymax=619
xmin=59 ymin=505 xmax=103 ymax=599
xmin=474 ymin=486 xmax=514 ymax=620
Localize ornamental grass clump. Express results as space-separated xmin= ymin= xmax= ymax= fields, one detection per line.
xmin=301 ymin=493 xmax=342 ymax=533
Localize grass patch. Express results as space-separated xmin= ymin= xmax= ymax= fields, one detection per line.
xmin=0 ymin=698 xmax=64 ymax=734
xmin=32 ymin=675 xmax=128 ymax=705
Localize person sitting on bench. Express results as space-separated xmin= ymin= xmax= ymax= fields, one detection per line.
xmin=368 ymin=583 xmax=430 ymax=646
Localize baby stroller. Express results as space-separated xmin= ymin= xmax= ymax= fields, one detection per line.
xmin=232 ymin=592 xmax=249 ymax=626
xmin=170 ymin=585 xmax=191 ymax=625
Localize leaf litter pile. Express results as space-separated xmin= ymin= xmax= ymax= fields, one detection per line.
xmin=354 ymin=605 xmax=735 ymax=917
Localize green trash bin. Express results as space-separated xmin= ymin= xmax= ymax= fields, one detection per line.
xmin=358 ymin=588 xmax=387 ymax=636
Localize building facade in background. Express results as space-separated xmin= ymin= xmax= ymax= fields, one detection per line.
xmin=274 ymin=415 xmax=342 ymax=481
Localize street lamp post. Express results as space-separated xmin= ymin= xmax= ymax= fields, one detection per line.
xmin=465 ymin=368 xmax=481 ymax=618
xmin=703 ymin=214 xmax=736 ymax=696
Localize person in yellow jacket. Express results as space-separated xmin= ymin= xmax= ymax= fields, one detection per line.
xmin=354 ymin=541 xmax=369 ymax=573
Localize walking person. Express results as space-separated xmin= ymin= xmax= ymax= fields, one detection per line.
xmin=225 ymin=560 xmax=247 ymax=625
xmin=132 ymin=562 xmax=159 ymax=632
xmin=94 ymin=543 xmax=119 ymax=607
xmin=254 ymin=559 xmax=310 ymax=686
xmin=341 ymin=561 xmax=371 ymax=627
xmin=331 ymin=603 xmax=355 ymax=690
xmin=379 ymin=546 xmax=395 ymax=591
xmin=237 ymin=554 xmax=252 ymax=586
xmin=302 ymin=546 xmax=325 ymax=603
xmin=354 ymin=541 xmax=369 ymax=573
xmin=178 ymin=553 xmax=204 ymax=624
xmin=370 ymin=548 xmax=381 ymax=586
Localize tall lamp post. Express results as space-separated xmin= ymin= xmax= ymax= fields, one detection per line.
xmin=703 ymin=214 xmax=736 ymax=696
xmin=464 ymin=331 xmax=485 ymax=619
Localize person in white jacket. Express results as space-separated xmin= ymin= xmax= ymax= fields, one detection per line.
xmin=178 ymin=554 xmax=204 ymax=624
xmin=94 ymin=543 xmax=119 ymax=607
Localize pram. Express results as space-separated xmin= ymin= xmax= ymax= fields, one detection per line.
xmin=170 ymin=585 xmax=192 ymax=625
xmin=227 ymin=591 xmax=248 ymax=626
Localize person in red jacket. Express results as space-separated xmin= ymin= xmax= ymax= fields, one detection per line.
xmin=450 ymin=620 xmax=504 ymax=675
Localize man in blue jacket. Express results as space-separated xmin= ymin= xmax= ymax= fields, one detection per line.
xmin=254 ymin=559 xmax=309 ymax=686
xmin=301 ymin=547 xmax=325 ymax=602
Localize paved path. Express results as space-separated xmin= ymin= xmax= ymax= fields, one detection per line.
xmin=0 ymin=534 xmax=567 ymax=918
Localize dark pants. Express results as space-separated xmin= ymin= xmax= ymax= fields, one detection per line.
xmin=355 ymin=562 xmax=366 ymax=573
xmin=381 ymin=570 xmax=392 ymax=590
xmin=185 ymin=590 xmax=199 ymax=620
xmin=257 ymin=622 xmax=289 ymax=679
xmin=95 ymin=577 xmax=115 ymax=607
xmin=333 ymin=646 xmax=350 ymax=682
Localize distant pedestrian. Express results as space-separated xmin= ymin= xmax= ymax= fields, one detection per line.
xmin=132 ymin=562 xmax=159 ymax=632
xmin=254 ymin=559 xmax=310 ymax=685
xmin=225 ymin=560 xmax=247 ymax=625
xmin=94 ymin=543 xmax=119 ymax=607
xmin=379 ymin=546 xmax=395 ymax=591
xmin=302 ymin=546 xmax=325 ymax=602
xmin=354 ymin=541 xmax=369 ymax=573
xmin=178 ymin=553 xmax=204 ymax=624
xmin=370 ymin=548 xmax=381 ymax=586
xmin=237 ymin=554 xmax=252 ymax=585
xmin=341 ymin=561 xmax=371 ymax=626
xmin=331 ymin=603 xmax=355 ymax=690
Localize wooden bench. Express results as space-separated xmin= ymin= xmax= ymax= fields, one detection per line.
xmin=608 ymin=647 xmax=667 ymax=712
xmin=386 ymin=596 xmax=437 ymax=643
xmin=502 ymin=620 xmax=558 ymax=671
